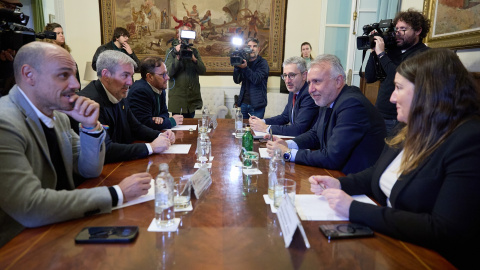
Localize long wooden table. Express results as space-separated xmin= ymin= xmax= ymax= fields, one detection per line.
xmin=0 ymin=119 xmax=454 ymax=269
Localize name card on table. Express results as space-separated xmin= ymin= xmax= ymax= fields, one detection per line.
xmin=276 ymin=194 xmax=310 ymax=248
xmin=191 ymin=167 xmax=212 ymax=199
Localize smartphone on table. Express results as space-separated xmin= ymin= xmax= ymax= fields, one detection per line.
xmin=319 ymin=223 xmax=374 ymax=240
xmin=75 ymin=226 xmax=139 ymax=244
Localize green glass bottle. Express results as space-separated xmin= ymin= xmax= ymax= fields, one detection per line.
xmin=242 ymin=125 xmax=254 ymax=153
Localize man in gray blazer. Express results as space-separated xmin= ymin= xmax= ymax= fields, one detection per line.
xmin=0 ymin=42 xmax=152 ymax=248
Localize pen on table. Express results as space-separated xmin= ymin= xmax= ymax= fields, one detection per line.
xmin=146 ymin=160 xmax=153 ymax=173
xmin=180 ymin=108 xmax=183 ymax=115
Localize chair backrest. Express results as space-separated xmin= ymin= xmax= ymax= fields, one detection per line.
xmin=264 ymin=92 xmax=289 ymax=118
xmin=195 ymin=88 xmax=228 ymax=118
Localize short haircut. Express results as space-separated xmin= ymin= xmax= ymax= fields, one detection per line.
xmin=13 ymin=42 xmax=50 ymax=82
xmin=310 ymin=54 xmax=346 ymax=79
xmin=393 ymin=8 xmax=431 ymax=40
xmin=283 ymin=56 xmax=307 ymax=74
xmin=140 ymin=57 xmax=165 ymax=79
xmin=111 ymin=27 xmax=130 ymax=41
xmin=96 ymin=50 xmax=137 ymax=77
xmin=246 ymin=37 xmax=259 ymax=45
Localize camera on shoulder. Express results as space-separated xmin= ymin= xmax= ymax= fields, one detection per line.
xmin=229 ymin=37 xmax=252 ymax=66
xmin=177 ymin=29 xmax=195 ymax=60
xmin=0 ymin=8 xmax=56 ymax=51
xmin=356 ymin=19 xmax=396 ymax=51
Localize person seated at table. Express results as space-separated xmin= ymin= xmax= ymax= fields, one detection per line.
xmin=127 ymin=57 xmax=183 ymax=130
xmin=267 ymin=54 xmax=386 ymax=175
xmin=77 ymin=50 xmax=175 ymax=163
xmin=249 ymin=56 xmax=318 ymax=136
xmin=0 ymin=42 xmax=153 ymax=248
xmin=309 ymin=48 xmax=480 ymax=269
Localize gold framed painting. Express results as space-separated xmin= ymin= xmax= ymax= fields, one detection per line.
xmin=423 ymin=0 xmax=480 ymax=49
xmin=99 ymin=0 xmax=287 ymax=74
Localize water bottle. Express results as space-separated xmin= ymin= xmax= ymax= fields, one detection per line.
xmin=242 ymin=125 xmax=253 ymax=155
xmin=235 ymin=108 xmax=244 ymax=138
xmin=202 ymin=105 xmax=209 ymax=128
xmin=155 ymin=163 xmax=175 ymax=227
xmin=196 ymin=132 xmax=211 ymax=167
xmin=268 ymin=148 xmax=285 ymax=200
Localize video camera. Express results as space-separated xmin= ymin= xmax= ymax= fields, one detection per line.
xmin=178 ymin=29 xmax=195 ymax=59
xmin=356 ymin=19 xmax=396 ymax=50
xmin=0 ymin=8 xmax=56 ymax=51
xmin=229 ymin=37 xmax=252 ymax=66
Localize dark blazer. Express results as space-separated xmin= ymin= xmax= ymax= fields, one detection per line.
xmin=127 ymin=78 xmax=173 ymax=130
xmin=79 ymin=80 xmax=160 ymax=163
xmin=340 ymin=118 xmax=480 ymax=269
xmin=293 ymin=85 xmax=386 ymax=175
xmin=91 ymin=41 xmax=141 ymax=72
xmin=233 ymin=55 xmax=269 ymax=109
xmin=265 ymin=82 xmax=319 ymax=136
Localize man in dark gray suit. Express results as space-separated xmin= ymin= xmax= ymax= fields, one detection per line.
xmin=0 ymin=42 xmax=152 ymax=248
xmin=267 ymin=54 xmax=386 ymax=175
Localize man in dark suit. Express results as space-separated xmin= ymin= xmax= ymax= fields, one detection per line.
xmin=267 ymin=54 xmax=386 ymax=175
xmin=249 ymin=56 xmax=318 ymax=136
xmin=0 ymin=42 xmax=152 ymax=247
xmin=127 ymin=57 xmax=183 ymax=131
xmin=78 ymin=50 xmax=175 ymax=164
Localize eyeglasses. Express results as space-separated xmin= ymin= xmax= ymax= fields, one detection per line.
xmin=152 ymin=72 xmax=168 ymax=80
xmin=281 ymin=73 xmax=300 ymax=80
xmin=394 ymin=27 xmax=412 ymax=35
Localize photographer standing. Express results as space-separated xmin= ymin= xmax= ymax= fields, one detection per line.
xmin=365 ymin=9 xmax=430 ymax=136
xmin=166 ymin=25 xmax=206 ymax=118
xmin=233 ymin=37 xmax=269 ymax=119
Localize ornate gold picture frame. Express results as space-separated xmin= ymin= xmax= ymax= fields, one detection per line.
xmin=423 ymin=0 xmax=480 ymax=49
xmin=99 ymin=0 xmax=287 ymax=74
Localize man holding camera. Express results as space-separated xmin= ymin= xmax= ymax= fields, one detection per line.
xmin=233 ymin=37 xmax=269 ymax=119
xmin=365 ymin=9 xmax=430 ymax=136
xmin=166 ymin=25 xmax=206 ymax=118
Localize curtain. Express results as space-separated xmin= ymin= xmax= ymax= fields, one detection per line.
xmin=31 ymin=0 xmax=45 ymax=33
xmin=376 ymin=0 xmax=401 ymax=21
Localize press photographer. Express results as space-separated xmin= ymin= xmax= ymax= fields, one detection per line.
xmin=166 ymin=25 xmax=206 ymax=118
xmin=230 ymin=37 xmax=252 ymax=66
xmin=364 ymin=9 xmax=430 ymax=136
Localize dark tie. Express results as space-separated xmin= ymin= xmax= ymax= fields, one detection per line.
xmin=321 ymin=108 xmax=333 ymax=145
xmin=291 ymin=93 xmax=298 ymax=123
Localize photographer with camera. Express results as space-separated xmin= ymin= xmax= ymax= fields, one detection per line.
xmin=364 ymin=9 xmax=430 ymax=136
xmin=166 ymin=25 xmax=206 ymax=118
xmin=233 ymin=37 xmax=269 ymax=119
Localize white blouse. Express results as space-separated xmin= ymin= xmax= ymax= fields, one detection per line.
xmin=379 ymin=150 xmax=404 ymax=208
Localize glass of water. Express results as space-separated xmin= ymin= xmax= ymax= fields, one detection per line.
xmin=273 ymin=178 xmax=296 ymax=208
xmin=174 ymin=177 xmax=191 ymax=209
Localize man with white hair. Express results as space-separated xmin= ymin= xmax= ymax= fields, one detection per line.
xmin=79 ymin=50 xmax=175 ymax=163
xmin=267 ymin=54 xmax=386 ymax=174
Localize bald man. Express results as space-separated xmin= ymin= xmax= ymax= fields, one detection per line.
xmin=0 ymin=42 xmax=152 ymax=248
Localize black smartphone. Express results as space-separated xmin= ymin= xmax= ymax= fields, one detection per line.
xmin=75 ymin=226 xmax=139 ymax=244
xmin=319 ymin=223 xmax=374 ymax=240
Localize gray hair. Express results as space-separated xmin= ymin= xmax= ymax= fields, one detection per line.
xmin=310 ymin=54 xmax=346 ymax=79
xmin=96 ymin=50 xmax=137 ymax=77
xmin=283 ymin=56 xmax=307 ymax=74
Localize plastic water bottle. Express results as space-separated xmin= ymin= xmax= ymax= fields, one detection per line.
xmin=155 ymin=163 xmax=175 ymax=227
xmin=235 ymin=108 xmax=244 ymax=138
xmin=202 ymin=105 xmax=209 ymax=124
xmin=197 ymin=132 xmax=211 ymax=167
xmin=268 ymin=148 xmax=285 ymax=200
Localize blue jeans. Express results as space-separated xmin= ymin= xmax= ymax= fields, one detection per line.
xmin=240 ymin=103 xmax=265 ymax=119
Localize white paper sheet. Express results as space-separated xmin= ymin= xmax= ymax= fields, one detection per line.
xmin=259 ymin=148 xmax=270 ymax=159
xmin=254 ymin=131 xmax=295 ymax=139
xmin=169 ymin=125 xmax=197 ymax=131
xmin=112 ymin=179 xmax=154 ymax=210
xmin=162 ymin=144 xmax=191 ymax=154
xmin=294 ymin=194 xmax=377 ymax=221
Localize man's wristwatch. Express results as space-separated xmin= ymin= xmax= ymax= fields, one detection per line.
xmin=284 ymin=150 xmax=292 ymax=161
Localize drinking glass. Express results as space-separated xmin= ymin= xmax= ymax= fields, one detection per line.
xmin=273 ymin=178 xmax=296 ymax=208
xmin=174 ymin=177 xmax=191 ymax=209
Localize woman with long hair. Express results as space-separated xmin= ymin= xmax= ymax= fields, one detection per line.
xmin=309 ymin=48 xmax=480 ymax=269
xmin=300 ymin=42 xmax=314 ymax=68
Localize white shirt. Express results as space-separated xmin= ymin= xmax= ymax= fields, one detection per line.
xmin=379 ymin=150 xmax=404 ymax=208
